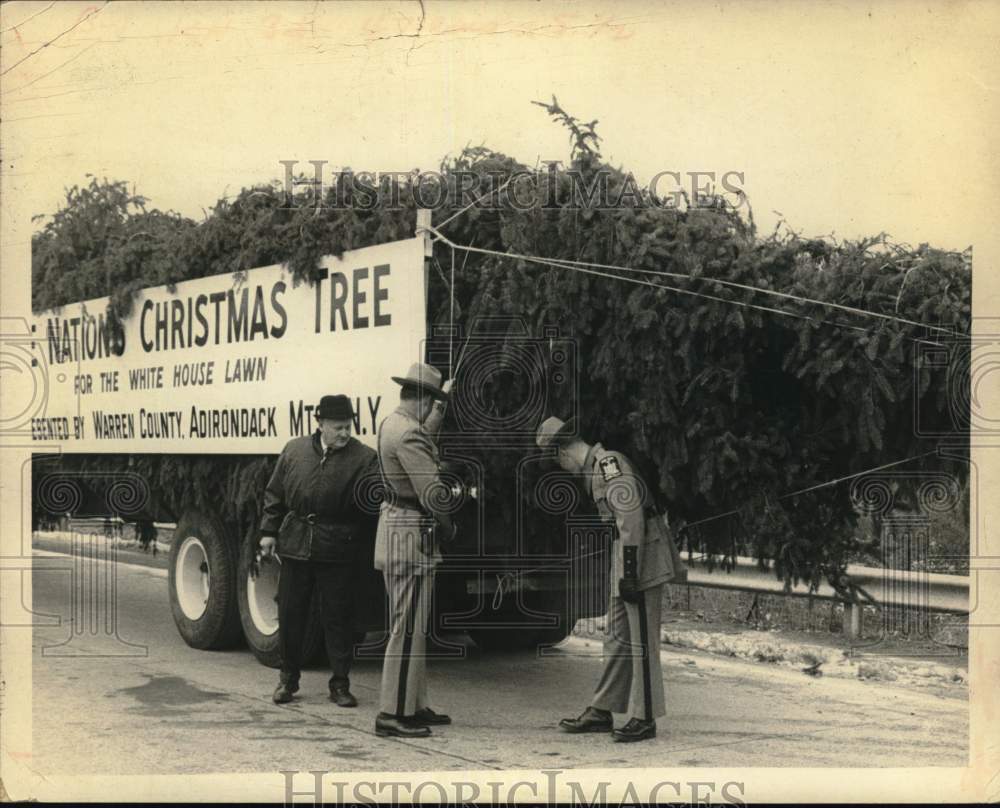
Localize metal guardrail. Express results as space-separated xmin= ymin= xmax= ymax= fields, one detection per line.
xmin=52 ymin=516 xmax=175 ymax=538
xmin=47 ymin=521 xmax=969 ymax=635
xmin=683 ymin=555 xmax=969 ymax=614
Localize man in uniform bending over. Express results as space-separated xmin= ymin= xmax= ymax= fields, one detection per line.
xmin=536 ymin=415 xmax=684 ymax=743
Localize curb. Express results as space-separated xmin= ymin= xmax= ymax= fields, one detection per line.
xmin=575 ymin=619 xmax=967 ymax=694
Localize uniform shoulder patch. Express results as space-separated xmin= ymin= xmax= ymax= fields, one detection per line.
xmin=598 ymin=455 xmax=622 ymax=481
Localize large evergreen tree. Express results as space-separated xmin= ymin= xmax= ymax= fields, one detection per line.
xmin=31 ymin=103 xmax=970 ymax=585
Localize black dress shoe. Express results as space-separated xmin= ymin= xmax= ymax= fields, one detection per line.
xmin=272 ymin=682 xmax=298 ymax=704
xmin=612 ymin=717 xmax=656 ymax=743
xmin=408 ymin=707 xmax=451 ymax=726
xmin=375 ymin=713 xmax=431 ymax=738
xmin=559 ymin=706 xmax=613 ymax=733
xmin=329 ymin=685 xmax=358 ymax=708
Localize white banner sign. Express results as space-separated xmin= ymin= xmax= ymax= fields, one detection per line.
xmin=30 ymin=237 xmax=427 ymax=453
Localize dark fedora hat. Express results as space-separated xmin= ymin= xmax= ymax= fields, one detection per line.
xmin=535 ymin=415 xmax=578 ymax=448
xmin=315 ymin=394 xmax=354 ymax=421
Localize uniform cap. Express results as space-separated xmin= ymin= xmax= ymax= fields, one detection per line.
xmin=391 ymin=362 xmax=448 ymax=400
xmin=535 ymin=415 xmax=578 ymax=448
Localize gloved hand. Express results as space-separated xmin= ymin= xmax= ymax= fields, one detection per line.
xmin=253 ymin=535 xmax=278 ymax=580
xmin=431 ymin=379 xmax=455 ymax=418
xmin=618 ymin=577 xmax=641 ymax=604
xmin=260 ymin=534 xmax=277 ymax=558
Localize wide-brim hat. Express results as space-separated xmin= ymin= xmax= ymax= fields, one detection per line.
xmin=315 ymin=394 xmax=355 ymax=421
xmin=391 ymin=362 xmax=448 ymax=400
xmin=536 ymin=415 xmax=578 ymax=449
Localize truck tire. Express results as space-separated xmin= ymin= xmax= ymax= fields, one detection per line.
xmin=168 ymin=509 xmax=243 ymax=649
xmin=236 ymin=537 xmax=324 ymax=669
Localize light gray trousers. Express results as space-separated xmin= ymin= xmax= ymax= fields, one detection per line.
xmin=591 ymin=583 xmax=665 ymax=720
xmin=378 ymin=569 xmax=434 ymax=717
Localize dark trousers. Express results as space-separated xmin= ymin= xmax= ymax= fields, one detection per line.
xmin=278 ymin=557 xmax=355 ymax=691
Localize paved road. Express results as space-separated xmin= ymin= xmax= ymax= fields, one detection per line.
xmin=28 ymin=549 xmax=967 ymax=774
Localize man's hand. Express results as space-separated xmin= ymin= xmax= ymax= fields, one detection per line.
xmin=618 ymin=577 xmax=641 ymax=604
xmin=430 ymin=380 xmax=454 ymax=420
xmin=260 ymin=535 xmax=277 ymax=558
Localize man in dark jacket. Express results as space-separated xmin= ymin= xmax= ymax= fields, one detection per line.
xmin=260 ymin=394 xmax=380 ymax=707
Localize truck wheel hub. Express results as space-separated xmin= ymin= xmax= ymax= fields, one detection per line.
xmin=247 ymin=558 xmax=279 ymax=636
xmin=176 ymin=536 xmax=210 ymax=620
